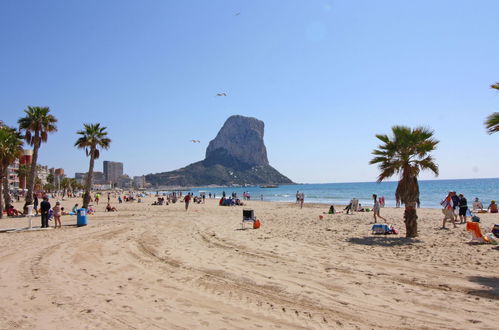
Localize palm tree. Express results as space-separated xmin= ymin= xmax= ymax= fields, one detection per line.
xmin=75 ymin=123 xmax=111 ymax=209
xmin=484 ymin=82 xmax=499 ymax=134
xmin=370 ymin=126 xmax=439 ymax=238
xmin=0 ymin=126 xmax=23 ymax=218
xmin=60 ymin=177 xmax=71 ymax=197
xmin=18 ymin=106 xmax=57 ymax=211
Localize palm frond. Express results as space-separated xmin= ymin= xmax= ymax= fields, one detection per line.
xmin=485 ymin=112 xmax=499 ymax=134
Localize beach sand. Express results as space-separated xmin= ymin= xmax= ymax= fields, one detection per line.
xmin=0 ymin=197 xmax=498 ymax=329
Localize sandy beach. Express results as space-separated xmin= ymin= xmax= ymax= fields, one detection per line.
xmin=0 ymin=197 xmax=498 ymax=329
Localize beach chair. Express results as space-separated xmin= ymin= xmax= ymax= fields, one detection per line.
xmin=466 ymin=222 xmax=486 ymax=243
xmin=242 ymin=209 xmax=258 ymax=229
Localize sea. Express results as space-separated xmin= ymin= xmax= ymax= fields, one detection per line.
xmin=170 ymin=178 xmax=499 ymax=209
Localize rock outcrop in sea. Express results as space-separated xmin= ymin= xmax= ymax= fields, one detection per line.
xmin=145 ymin=115 xmax=293 ymax=187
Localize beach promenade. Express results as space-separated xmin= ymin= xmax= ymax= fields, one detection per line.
xmin=0 ymin=197 xmax=498 ymax=329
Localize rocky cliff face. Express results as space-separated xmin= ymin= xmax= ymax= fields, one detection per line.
xmin=204 ymin=115 xmax=269 ymax=169
xmin=145 ymin=115 xmax=293 ymax=187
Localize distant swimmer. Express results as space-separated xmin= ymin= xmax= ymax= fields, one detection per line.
xmin=216 ymin=92 xmax=227 ymax=96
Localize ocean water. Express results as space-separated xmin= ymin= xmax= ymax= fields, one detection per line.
xmin=181 ymin=178 xmax=499 ymax=208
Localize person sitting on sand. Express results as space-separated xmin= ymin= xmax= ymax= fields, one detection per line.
xmin=72 ymin=204 xmax=79 ymax=214
xmin=472 ymin=198 xmax=483 ymax=211
xmin=105 ymin=203 xmax=117 ymax=212
xmin=6 ymin=204 xmax=21 ymax=216
xmin=487 ymin=200 xmax=498 ymax=213
xmin=60 ymin=207 xmax=69 ymax=216
xmin=328 ymin=205 xmax=335 ymax=214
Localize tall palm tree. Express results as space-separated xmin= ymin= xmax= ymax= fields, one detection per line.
xmin=75 ymin=123 xmax=111 ymax=209
xmin=18 ymin=106 xmax=57 ymax=211
xmin=370 ymin=126 xmax=439 ymax=238
xmin=484 ymin=82 xmax=499 ymax=134
xmin=0 ymin=126 xmax=24 ymax=218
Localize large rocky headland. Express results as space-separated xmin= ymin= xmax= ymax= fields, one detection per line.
xmin=145 ymin=115 xmax=293 ymax=187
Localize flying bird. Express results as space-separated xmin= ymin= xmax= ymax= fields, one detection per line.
xmin=234 ymin=12 xmax=241 ymax=16
xmin=216 ymin=92 xmax=227 ymax=96
xmin=190 ymin=140 xmax=201 ymax=143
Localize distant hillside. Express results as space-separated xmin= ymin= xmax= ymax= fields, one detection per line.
xmin=145 ymin=115 xmax=293 ymax=187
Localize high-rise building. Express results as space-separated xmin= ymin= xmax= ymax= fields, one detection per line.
xmin=133 ymin=176 xmax=146 ymax=189
xmin=103 ymin=161 xmax=123 ymax=185
xmin=74 ymin=171 xmax=106 ymax=185
xmin=7 ymin=159 xmax=19 ymax=190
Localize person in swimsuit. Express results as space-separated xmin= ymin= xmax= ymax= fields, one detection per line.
xmin=372 ymin=194 xmax=386 ymax=223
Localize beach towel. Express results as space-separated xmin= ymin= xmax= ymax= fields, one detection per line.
xmin=484 ymin=233 xmax=499 ymax=245
xmin=371 ymin=224 xmax=397 ymax=235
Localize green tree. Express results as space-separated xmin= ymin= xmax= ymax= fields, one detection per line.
xmin=46 ymin=173 xmax=54 ymax=185
xmin=484 ymin=82 xmax=499 ymax=134
xmin=75 ymin=123 xmax=111 ymax=209
xmin=0 ymin=126 xmax=23 ymax=218
xmin=18 ymin=106 xmax=57 ymax=211
xmin=60 ymin=177 xmax=71 ymax=197
xmin=43 ymin=183 xmax=55 ymax=192
xmin=15 ymin=163 xmax=31 ymax=189
xmin=370 ymin=126 xmax=439 ymax=237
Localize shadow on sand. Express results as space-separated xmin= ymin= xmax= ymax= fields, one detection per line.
xmin=348 ymin=236 xmax=422 ymax=247
xmin=467 ymin=276 xmax=499 ymax=300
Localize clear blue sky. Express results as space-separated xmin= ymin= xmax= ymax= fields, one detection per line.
xmin=1 ymin=0 xmax=498 ymax=183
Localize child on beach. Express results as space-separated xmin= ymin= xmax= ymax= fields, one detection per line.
xmin=53 ymin=201 xmax=62 ymax=228
xmin=372 ymin=194 xmax=386 ymax=223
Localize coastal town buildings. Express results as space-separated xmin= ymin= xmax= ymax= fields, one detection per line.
xmin=103 ymin=161 xmax=123 ymax=186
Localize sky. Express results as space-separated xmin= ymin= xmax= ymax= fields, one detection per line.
xmin=1 ymin=0 xmax=498 ymax=183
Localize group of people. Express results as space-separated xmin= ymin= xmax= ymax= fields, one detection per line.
xmin=440 ymin=192 xmax=497 ymax=229
xmin=296 ymin=191 xmax=305 ymax=208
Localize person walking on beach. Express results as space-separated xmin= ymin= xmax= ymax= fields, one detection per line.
xmin=184 ymin=194 xmax=191 ymax=211
xmin=53 ymin=201 xmax=62 ymax=228
xmin=458 ymin=194 xmax=468 ymax=224
xmin=296 ymin=191 xmax=300 ymax=204
xmin=441 ymin=192 xmax=457 ymax=229
xmin=372 ymin=194 xmax=386 ymax=223
xmin=40 ymin=196 xmax=51 ymax=228
xmin=299 ymin=192 xmax=305 ymax=209
xmin=451 ymin=191 xmax=460 ymax=221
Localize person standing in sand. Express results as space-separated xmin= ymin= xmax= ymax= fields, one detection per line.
xmin=372 ymin=194 xmax=386 ymax=223
xmin=441 ymin=192 xmax=457 ymax=229
xmin=184 ymin=194 xmax=191 ymax=211
xmin=299 ymin=192 xmax=305 ymax=209
xmin=40 ymin=196 xmax=51 ymax=228
xmin=458 ymin=194 xmax=468 ymax=224
xmin=53 ymin=201 xmax=62 ymax=228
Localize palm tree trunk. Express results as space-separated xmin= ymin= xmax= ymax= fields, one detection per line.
xmin=83 ymin=148 xmax=95 ymax=209
xmin=404 ymin=202 xmax=418 ymax=237
xmin=3 ymin=167 xmax=10 ymax=210
xmin=24 ymin=134 xmax=40 ymax=212
xmin=0 ymin=167 xmax=4 ymax=219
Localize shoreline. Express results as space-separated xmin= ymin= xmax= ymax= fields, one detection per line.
xmin=1 ymin=196 xmax=498 ymax=329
